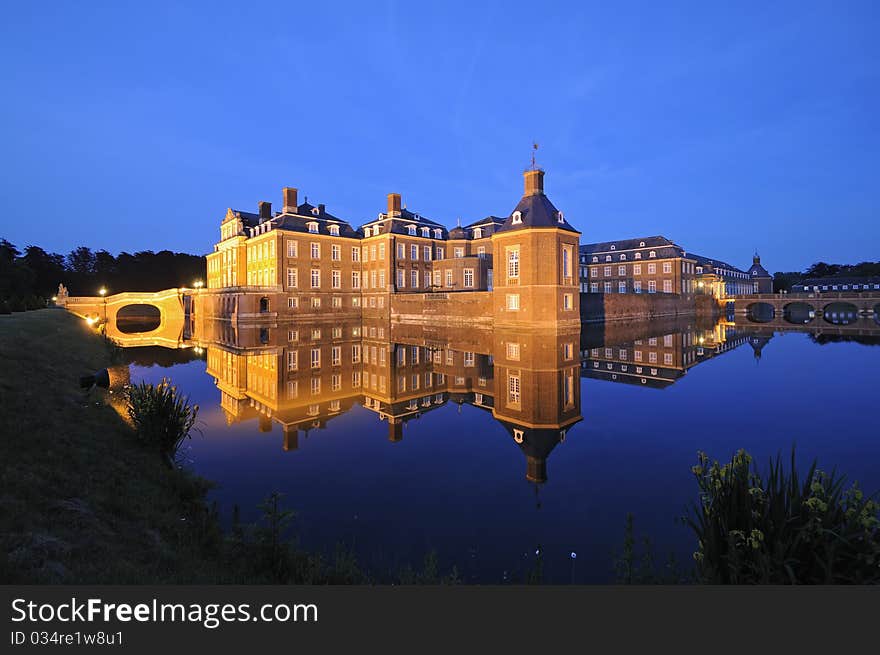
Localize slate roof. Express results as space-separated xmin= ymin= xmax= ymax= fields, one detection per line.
xmin=496 ymin=193 xmax=579 ymax=234
xmin=259 ymin=202 xmax=360 ymax=238
xmin=792 ymin=277 xmax=880 ymax=290
xmin=747 ymin=255 xmax=771 ymax=279
xmin=580 ymin=236 xmax=685 ymax=262
xmin=690 ymin=253 xmax=747 ymax=275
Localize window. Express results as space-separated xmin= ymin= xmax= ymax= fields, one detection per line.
xmin=590 ymin=282 xmax=599 ymax=293
xmin=508 ymin=374 xmax=521 ymax=405
xmin=397 ymin=243 xmax=405 ymax=259
xmin=620 ymin=254 xmax=627 ymax=261
xmin=463 ymin=269 xmax=474 ymax=288
xmin=310 ymin=269 xmax=320 ymax=288
xmin=590 ymin=267 xmax=598 ymax=277
xmin=512 ymin=211 xmax=522 ymax=224
xmin=331 ymin=244 xmax=340 ymax=261
xmin=434 ymin=229 xmax=442 ymax=239
xmin=397 ymin=269 xmax=405 ymax=288
xmin=649 ymin=250 xmax=656 ymax=258
xmin=331 ymin=270 xmax=341 ymax=289
xmin=308 ymin=222 xmax=318 ymax=233
xmin=506 ymin=294 xmax=520 ymax=310
xmin=618 ymin=281 xmax=626 ymax=294
xmin=351 ymin=247 xmax=360 ymax=262
xmin=287 ymin=297 xmax=298 ymax=309
xmin=287 ymin=268 xmax=298 ymax=288
xmin=288 ymin=329 xmax=298 ymax=341
xmin=506 ymin=342 xmax=520 ymax=360
xmin=618 ymin=265 xmax=626 ymax=276
xmin=634 ymin=280 xmax=642 ymax=293
xmin=407 ymin=225 xmax=416 ymax=236
xmin=286 ymin=380 xmax=298 ymax=399
xmin=411 ymin=244 xmax=418 ymax=260
xmin=287 ymin=351 xmax=298 ymax=371
xmin=436 ymin=246 xmax=445 ymax=260
xmin=605 ymin=255 xmax=612 ymax=262
xmin=563 ymin=246 xmax=573 ymax=279
xmin=648 ymin=280 xmax=656 ymax=293
xmin=351 ymin=271 xmax=360 ymax=288
xmin=445 ymin=270 xmax=453 ymax=287
xmin=635 ymin=252 xmax=642 ymax=260
xmin=604 ymin=266 xmax=612 ymax=277
xmin=563 ymin=343 xmax=573 ymax=360
xmin=464 ymin=352 xmax=475 ymax=367
xmin=454 ymin=247 xmax=464 ymax=258
xmin=310 ymin=378 xmax=320 ymax=395
xmin=310 ymin=348 xmax=321 ymax=369
xmin=352 ymin=344 xmax=361 ymax=363
xmin=421 ymin=227 xmax=430 ymax=237
xmin=647 ymin=263 xmax=656 ymax=274
xmin=664 ymin=353 xmax=673 ymax=365
xmin=310 ymin=242 xmax=320 ymax=258
xmin=634 ymin=264 xmax=642 ymax=275
xmin=423 ymin=245 xmax=431 ymax=261
xmin=473 ymin=227 xmax=482 ymax=239
xmin=663 ymin=262 xmax=671 ymax=274
xmin=370 ymin=245 xmax=376 ymax=261
xmin=604 ymin=281 xmax=612 ymax=293
xmin=329 ymin=225 xmax=339 ymax=236
xmin=663 ymin=279 xmax=673 ymax=293
xmin=507 ymin=248 xmax=520 ymax=280
xmin=370 ymin=270 xmax=376 ymax=288
xmin=592 ymin=256 xmax=598 ymax=263
xmin=411 ymin=269 xmax=419 ymax=288
xmin=287 ymin=240 xmax=298 ymax=258
xmin=649 ymin=352 xmax=657 ymax=363
xmin=378 ymin=243 xmax=385 ymax=260
xmin=379 ymin=270 xmax=385 ymax=288
xmin=311 ymin=296 xmax=321 ymax=308
xmin=477 ymin=246 xmax=486 ymax=256
xmin=563 ymin=293 xmax=573 ymax=309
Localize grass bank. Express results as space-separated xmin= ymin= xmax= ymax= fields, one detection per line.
xmin=0 ymin=309 xmax=222 ymax=583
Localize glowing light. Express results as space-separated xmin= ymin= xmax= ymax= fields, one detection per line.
xmin=51 ymin=296 xmax=57 ymax=301
xmin=99 ymin=288 xmax=107 ymax=296
xmin=193 ymin=280 xmax=204 ymax=289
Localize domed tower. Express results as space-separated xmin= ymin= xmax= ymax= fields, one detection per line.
xmin=491 ymin=167 xmax=581 ymax=328
xmin=747 ymin=252 xmax=773 ymax=294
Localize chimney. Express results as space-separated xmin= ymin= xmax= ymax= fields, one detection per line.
xmin=523 ymin=169 xmax=544 ymax=196
xmin=258 ymin=201 xmax=272 ymax=220
xmin=318 ymin=203 xmax=325 ymax=215
xmin=387 ymin=193 xmax=402 ymax=217
xmin=282 ymin=187 xmax=298 ymax=213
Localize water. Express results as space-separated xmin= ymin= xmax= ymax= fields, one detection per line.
xmin=121 ymin=316 xmax=880 ymax=583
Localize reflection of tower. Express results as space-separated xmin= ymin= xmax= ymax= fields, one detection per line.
xmin=388 ymin=419 xmax=403 ymax=442
xmin=748 ymin=335 xmax=772 ymax=364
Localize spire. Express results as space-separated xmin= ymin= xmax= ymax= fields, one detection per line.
xmin=753 ymin=250 xmax=760 ymax=264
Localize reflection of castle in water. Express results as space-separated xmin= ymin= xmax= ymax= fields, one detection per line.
xmin=191 ymin=316 xmax=582 ymax=484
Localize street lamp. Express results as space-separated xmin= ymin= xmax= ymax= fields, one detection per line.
xmin=99 ymin=287 xmax=107 ymax=324
xmin=193 ymin=280 xmax=204 ymax=290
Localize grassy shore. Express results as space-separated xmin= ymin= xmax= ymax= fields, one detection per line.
xmin=0 ymin=309 xmax=222 ymax=583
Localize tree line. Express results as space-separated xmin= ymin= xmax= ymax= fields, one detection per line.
xmin=773 ymin=261 xmax=880 ymax=292
xmin=0 ymin=239 xmax=206 ymax=312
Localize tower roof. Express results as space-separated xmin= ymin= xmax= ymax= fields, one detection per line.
xmin=496 ymin=169 xmax=579 ymax=234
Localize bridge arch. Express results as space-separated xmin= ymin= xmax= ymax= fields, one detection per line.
xmin=822 ymin=301 xmax=859 ymax=326
xmin=116 ymin=304 xmax=162 ymax=333
xmin=745 ymin=302 xmax=775 ymax=323
xmin=783 ymin=301 xmax=816 ymax=325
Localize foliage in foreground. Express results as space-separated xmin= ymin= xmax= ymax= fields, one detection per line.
xmin=126 ymin=378 xmax=199 ymax=465
xmin=686 ymin=449 xmax=880 ymax=584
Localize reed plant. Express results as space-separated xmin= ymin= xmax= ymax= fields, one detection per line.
xmin=686 ymin=449 xmax=880 ymax=584
xmin=126 ymin=378 xmax=199 ymax=466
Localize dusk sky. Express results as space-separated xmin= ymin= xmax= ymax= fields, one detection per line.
xmin=1 ymin=1 xmax=877 ymax=272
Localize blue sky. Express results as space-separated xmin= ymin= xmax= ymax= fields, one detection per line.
xmin=1 ymin=1 xmax=877 ymax=271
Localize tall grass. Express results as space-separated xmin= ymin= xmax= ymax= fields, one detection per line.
xmin=686 ymin=449 xmax=880 ymax=584
xmin=126 ymin=378 xmax=199 ymax=466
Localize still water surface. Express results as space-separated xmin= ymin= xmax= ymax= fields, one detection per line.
xmin=121 ymin=316 xmax=879 ymax=583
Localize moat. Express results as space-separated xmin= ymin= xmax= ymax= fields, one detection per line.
xmin=113 ymin=315 xmax=880 ymax=583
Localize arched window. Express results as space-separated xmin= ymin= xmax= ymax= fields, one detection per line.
xmin=512 ymin=211 xmax=522 ymax=224
xmin=635 ymin=252 xmax=642 ymax=260
xmin=307 ymin=222 xmax=318 ymax=233
xmin=639 ymin=241 xmax=646 ymax=247
xmin=610 ymin=244 xmax=616 ymax=250
xmin=620 ymin=254 xmax=627 ymax=261
xmin=329 ymin=225 xmax=339 ymax=236
xmin=311 ymin=207 xmax=320 ymax=215
xmin=592 ymin=256 xmax=598 ymax=263
xmin=557 ymin=211 xmax=564 ymax=223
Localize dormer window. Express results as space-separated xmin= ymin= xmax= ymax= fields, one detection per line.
xmin=512 ymin=211 xmax=522 ymax=224
xmin=592 ymin=256 xmax=598 ymax=263
xmin=635 ymin=252 xmax=642 ymax=259
xmin=639 ymin=241 xmax=646 ymax=247
xmin=311 ymin=207 xmax=320 ymax=216
xmin=329 ymin=225 xmax=340 ymax=236
xmin=364 ymin=227 xmax=372 ymax=237
xmin=421 ymin=227 xmax=430 ymax=237
xmin=308 ymin=222 xmax=318 ymax=233
xmin=620 ymin=254 xmax=627 ymax=261
xmin=473 ymin=228 xmax=482 ymax=239
xmin=407 ymin=225 xmax=416 ymax=236
xmin=557 ymin=211 xmax=564 ymax=223
xmin=605 ymin=255 xmax=612 ymax=262
xmin=433 ymin=229 xmax=442 ymax=238
xmin=649 ymin=250 xmax=656 ymax=258
xmin=610 ymin=244 xmax=616 ymax=250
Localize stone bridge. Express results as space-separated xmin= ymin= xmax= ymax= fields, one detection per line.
xmin=732 ymin=292 xmax=880 ymax=329
xmin=61 ymin=288 xmax=190 ymax=348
